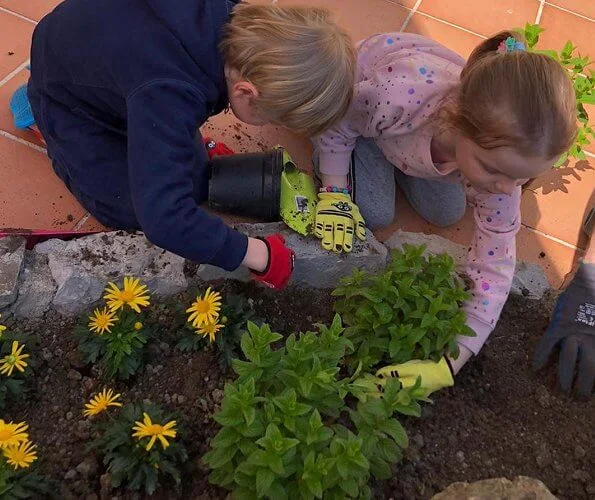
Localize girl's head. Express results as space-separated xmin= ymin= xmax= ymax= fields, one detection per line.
xmin=448 ymin=31 xmax=577 ymax=195
xmin=220 ymin=4 xmax=355 ymax=137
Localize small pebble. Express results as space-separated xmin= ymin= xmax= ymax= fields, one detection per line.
xmin=574 ymin=445 xmax=586 ymax=460
xmin=66 ymin=411 xmax=73 ymax=420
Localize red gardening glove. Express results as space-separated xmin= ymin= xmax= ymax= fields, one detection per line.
xmin=251 ymin=234 xmax=295 ymax=290
xmin=203 ymin=137 xmax=235 ymax=159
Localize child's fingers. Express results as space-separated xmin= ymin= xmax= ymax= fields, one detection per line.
xmin=343 ymin=223 xmax=354 ymax=253
xmin=314 ymin=217 xmax=324 ymax=239
xmin=333 ymin=221 xmax=345 ymax=253
xmin=321 ymin=219 xmax=334 ymax=251
xmin=356 ymin=220 xmax=366 ymax=240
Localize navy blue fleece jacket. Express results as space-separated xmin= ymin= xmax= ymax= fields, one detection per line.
xmin=28 ymin=0 xmax=248 ymax=270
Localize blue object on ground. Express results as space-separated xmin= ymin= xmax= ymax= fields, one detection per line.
xmin=9 ymin=84 xmax=35 ymax=129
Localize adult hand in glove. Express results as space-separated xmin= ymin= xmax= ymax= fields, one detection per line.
xmin=314 ymin=192 xmax=366 ymax=253
xmin=533 ymin=261 xmax=595 ymax=396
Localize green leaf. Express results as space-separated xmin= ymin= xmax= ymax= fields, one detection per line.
xmin=378 ymin=418 xmax=408 ymax=448
xmin=256 ymin=468 xmax=276 ymax=497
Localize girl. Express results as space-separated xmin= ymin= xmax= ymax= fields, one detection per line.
xmin=313 ymin=31 xmax=577 ymax=389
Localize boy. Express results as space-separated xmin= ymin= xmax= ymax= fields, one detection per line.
xmin=25 ymin=0 xmax=355 ymax=288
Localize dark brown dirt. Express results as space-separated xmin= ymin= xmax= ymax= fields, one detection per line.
xmin=383 ymin=293 xmax=595 ymax=500
xmin=4 ymin=288 xmax=594 ymax=499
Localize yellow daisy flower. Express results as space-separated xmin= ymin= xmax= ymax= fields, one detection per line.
xmin=83 ymin=389 xmax=123 ymax=417
xmin=0 ymin=420 xmax=28 ymax=449
xmin=134 ymin=322 xmax=143 ymax=330
xmin=186 ymin=287 xmax=222 ymax=329
xmin=0 ymin=313 xmax=6 ymax=335
xmin=132 ymin=413 xmax=177 ymax=451
xmin=0 ymin=341 xmax=30 ymax=377
xmin=197 ymin=320 xmax=224 ymax=343
xmin=104 ymin=277 xmax=150 ymax=313
xmin=3 ymin=440 xmax=37 ymax=469
xmin=88 ymin=307 xmax=118 ymax=335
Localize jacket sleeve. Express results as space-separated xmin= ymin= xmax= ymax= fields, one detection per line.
xmin=457 ymin=187 xmax=521 ymax=354
xmin=126 ymin=78 xmax=248 ymax=270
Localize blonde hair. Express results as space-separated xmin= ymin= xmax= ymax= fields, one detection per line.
xmin=444 ymin=31 xmax=577 ymax=159
xmin=220 ymin=3 xmax=355 ymax=137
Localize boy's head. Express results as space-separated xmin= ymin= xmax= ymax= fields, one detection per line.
xmin=220 ymin=4 xmax=355 ymax=137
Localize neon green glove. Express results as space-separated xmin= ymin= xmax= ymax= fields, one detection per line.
xmin=314 ymin=193 xmax=366 ymax=253
xmin=375 ymin=358 xmax=454 ymax=396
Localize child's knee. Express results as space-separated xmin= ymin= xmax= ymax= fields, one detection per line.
xmin=363 ymin=205 xmax=395 ymax=230
xmin=425 ymin=199 xmax=466 ymax=228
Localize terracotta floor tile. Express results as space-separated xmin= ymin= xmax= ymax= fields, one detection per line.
xmin=0 ymin=69 xmax=45 ymax=146
xmin=0 ymin=135 xmax=85 ymax=230
xmin=404 ymin=13 xmax=485 ymax=58
xmin=546 ymin=0 xmax=595 ymax=20
xmin=0 ymin=0 xmax=62 ymax=22
xmin=276 ymin=0 xmax=409 ymax=41
xmin=0 ymin=10 xmax=34 ymax=77
xmin=522 ymin=157 xmax=594 ymax=250
xmin=516 ymin=226 xmax=582 ymax=288
xmin=538 ymin=5 xmax=594 ymax=62
xmin=373 ymin=187 xmax=476 ymax=245
xmin=389 ymin=0 xmax=418 ymax=8
xmin=418 ymin=0 xmax=539 ymax=37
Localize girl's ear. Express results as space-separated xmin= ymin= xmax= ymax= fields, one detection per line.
xmin=231 ymin=81 xmax=259 ymax=101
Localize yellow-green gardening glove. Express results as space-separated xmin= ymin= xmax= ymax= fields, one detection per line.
xmin=374 ymin=358 xmax=455 ymax=397
xmin=314 ymin=192 xmax=366 ymax=253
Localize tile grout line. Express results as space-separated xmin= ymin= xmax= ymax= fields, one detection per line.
xmin=414 ymin=11 xmax=487 ymax=38
xmin=521 ymin=223 xmax=585 ymax=252
xmin=0 ymin=6 xmax=37 ymax=25
xmin=543 ymin=2 xmax=595 ymax=22
xmin=0 ymin=130 xmax=47 ymax=153
xmin=73 ymin=213 xmax=91 ymax=231
xmin=399 ymin=0 xmax=422 ymax=31
xmin=0 ymin=60 xmax=30 ymax=88
xmin=535 ymin=0 xmax=545 ymax=24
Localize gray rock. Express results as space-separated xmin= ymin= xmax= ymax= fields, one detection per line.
xmin=385 ymin=230 xmax=551 ymax=300
xmin=386 ymin=230 xmax=467 ymax=266
xmin=511 ymin=261 xmax=551 ymax=300
xmin=196 ymin=222 xmax=388 ymax=288
xmin=64 ymin=469 xmax=78 ymax=481
xmin=67 ymin=369 xmax=83 ymax=381
xmin=40 ymin=232 xmax=187 ymax=316
xmin=34 ymin=238 xmax=67 ymax=255
xmin=12 ymin=252 xmax=56 ymax=318
xmin=432 ymin=476 xmax=557 ymax=500
xmin=0 ymin=237 xmax=26 ymax=309
xmin=76 ymin=457 xmax=98 ymax=478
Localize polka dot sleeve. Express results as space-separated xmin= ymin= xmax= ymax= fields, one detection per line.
xmin=458 ymin=187 xmax=522 ymax=355
xmin=313 ymin=33 xmax=464 ymax=176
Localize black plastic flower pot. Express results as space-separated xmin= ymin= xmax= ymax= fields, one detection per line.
xmin=208 ymin=149 xmax=283 ymax=221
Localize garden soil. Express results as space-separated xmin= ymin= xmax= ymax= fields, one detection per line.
xmin=4 ymin=283 xmax=594 ymax=499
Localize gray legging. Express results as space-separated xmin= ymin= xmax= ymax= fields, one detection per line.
xmin=316 ymin=137 xmax=467 ymax=230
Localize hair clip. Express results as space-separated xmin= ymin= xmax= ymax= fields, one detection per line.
xmin=497 ymin=36 xmax=525 ymax=54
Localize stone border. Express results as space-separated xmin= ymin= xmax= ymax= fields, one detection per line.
xmin=0 ymin=223 xmax=549 ymax=318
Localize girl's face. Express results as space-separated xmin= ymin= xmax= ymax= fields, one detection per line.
xmin=455 ymin=136 xmax=555 ymax=195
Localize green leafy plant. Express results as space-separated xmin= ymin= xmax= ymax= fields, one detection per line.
xmin=90 ymin=403 xmax=187 ymax=494
xmin=333 ymin=245 xmax=474 ymax=372
xmin=519 ymin=23 xmax=594 ymax=165
xmin=177 ymin=294 xmax=259 ymax=369
xmin=0 ymin=464 xmax=54 ymax=500
xmin=76 ymin=308 xmax=152 ymax=380
xmin=0 ymin=422 xmax=54 ymax=499
xmin=0 ymin=331 xmax=36 ymax=410
xmin=204 ymin=316 xmax=426 ymax=499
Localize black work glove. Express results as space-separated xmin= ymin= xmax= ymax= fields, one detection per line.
xmin=533 ymin=262 xmax=595 ymax=396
